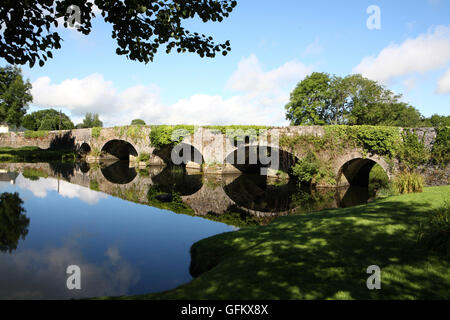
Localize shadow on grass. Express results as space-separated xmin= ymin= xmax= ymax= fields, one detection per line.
xmin=0 ymin=146 xmax=76 ymax=163
xmin=127 ymin=187 xmax=450 ymax=300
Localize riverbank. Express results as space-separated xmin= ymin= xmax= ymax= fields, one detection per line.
xmin=0 ymin=146 xmax=77 ymax=163
xmin=108 ymin=185 xmax=449 ymax=300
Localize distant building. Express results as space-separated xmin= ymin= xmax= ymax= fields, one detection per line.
xmin=0 ymin=170 xmax=19 ymax=184
xmin=0 ymin=123 xmax=8 ymax=133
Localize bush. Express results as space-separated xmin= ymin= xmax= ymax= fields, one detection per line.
xmin=22 ymin=168 xmax=48 ymax=181
xmin=138 ymin=153 xmax=150 ymax=162
xmin=418 ymin=201 xmax=450 ymax=256
xmin=431 ymin=126 xmax=450 ymax=167
xmin=393 ymin=171 xmax=424 ymax=194
xmin=398 ymin=130 xmax=428 ymax=170
xmin=24 ymin=130 xmax=48 ymax=139
xmin=292 ymin=152 xmax=320 ymax=184
xmin=89 ymin=180 xmax=100 ymax=191
xmin=356 ymin=126 xmax=401 ymax=158
xmin=149 ymin=125 xmax=195 ymax=149
xmin=92 ymin=127 xmax=102 ymax=138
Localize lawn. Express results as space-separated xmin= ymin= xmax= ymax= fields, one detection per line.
xmin=0 ymin=146 xmax=76 ymax=162
xmin=112 ymin=185 xmax=450 ymax=300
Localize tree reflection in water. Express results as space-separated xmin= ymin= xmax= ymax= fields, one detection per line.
xmin=0 ymin=192 xmax=29 ymax=253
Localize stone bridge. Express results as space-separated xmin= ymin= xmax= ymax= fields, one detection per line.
xmin=0 ymin=126 xmax=439 ymax=187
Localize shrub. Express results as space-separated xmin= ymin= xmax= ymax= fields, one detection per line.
xmin=89 ymin=180 xmax=100 ymax=191
xmin=149 ymin=125 xmax=195 ymax=149
xmin=431 ymin=126 xmax=450 ymax=167
xmin=24 ymin=130 xmax=49 ymax=139
xmin=92 ymin=127 xmax=102 ymax=138
xmin=22 ymin=168 xmax=48 ymax=181
xmin=356 ymin=126 xmax=401 ymax=158
xmin=398 ymin=130 xmax=428 ymax=170
xmin=368 ymin=164 xmax=390 ymax=196
xmin=292 ymin=152 xmax=320 ymax=184
xmin=418 ymin=201 xmax=450 ymax=256
xmin=393 ymin=171 xmax=424 ymax=194
xmin=90 ymin=148 xmax=101 ymax=157
xmin=138 ymin=153 xmax=150 ymax=162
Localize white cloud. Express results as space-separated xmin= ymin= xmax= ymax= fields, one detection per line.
xmin=31 ymin=55 xmax=314 ymax=126
xmin=436 ymin=69 xmax=450 ymax=94
xmin=16 ymin=175 xmax=107 ymax=205
xmin=303 ymin=39 xmax=324 ymax=56
xmin=226 ymin=54 xmax=313 ymax=94
xmin=353 ymin=25 xmax=450 ymax=84
xmin=0 ymin=244 xmax=138 ymax=299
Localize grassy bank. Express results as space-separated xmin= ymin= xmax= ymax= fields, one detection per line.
xmin=0 ymin=146 xmax=77 ymax=163
xmin=112 ymin=186 xmax=450 ymax=300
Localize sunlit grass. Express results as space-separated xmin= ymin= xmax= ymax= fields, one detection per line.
xmin=0 ymin=146 xmax=76 ymax=162
xmin=112 ymin=186 xmax=450 ymax=300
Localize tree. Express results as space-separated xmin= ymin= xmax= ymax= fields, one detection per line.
xmin=0 ymin=192 xmax=29 ymax=253
xmin=78 ymin=112 xmax=103 ymax=128
xmin=0 ymin=0 xmax=237 ymax=68
xmin=131 ymin=119 xmax=146 ymax=126
xmin=285 ymin=72 xmax=333 ymax=125
xmin=422 ymin=114 xmax=450 ymax=128
xmin=286 ymin=72 xmax=424 ymax=127
xmin=0 ymin=65 xmax=33 ymax=127
xmin=21 ymin=109 xmax=74 ymax=131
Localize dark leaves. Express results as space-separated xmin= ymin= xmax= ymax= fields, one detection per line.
xmin=1 ymin=0 xmax=236 ymax=67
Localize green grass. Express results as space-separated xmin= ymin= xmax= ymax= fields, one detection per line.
xmin=110 ymin=186 xmax=450 ymax=300
xmin=0 ymin=146 xmax=77 ymax=163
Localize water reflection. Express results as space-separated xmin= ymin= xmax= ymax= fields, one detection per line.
xmin=0 ymin=161 xmax=373 ymax=227
xmin=0 ymin=192 xmax=29 ymax=253
xmin=101 ymin=161 xmax=137 ymax=184
xmin=0 ymin=161 xmax=377 ymax=299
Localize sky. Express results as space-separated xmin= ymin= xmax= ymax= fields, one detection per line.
xmin=3 ymin=0 xmax=450 ymax=127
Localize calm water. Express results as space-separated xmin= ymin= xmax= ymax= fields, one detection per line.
xmin=0 ymin=161 xmax=371 ymax=299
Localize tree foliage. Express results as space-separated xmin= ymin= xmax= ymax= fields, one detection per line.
xmin=0 ymin=192 xmax=29 ymax=253
xmin=0 ymin=0 xmax=237 ymax=67
xmin=285 ymin=72 xmax=423 ymax=127
xmin=0 ymin=65 xmax=33 ymax=127
xmin=77 ymin=112 xmax=103 ymax=128
xmin=131 ymin=119 xmax=146 ymax=126
xmin=22 ymin=108 xmax=74 ymax=131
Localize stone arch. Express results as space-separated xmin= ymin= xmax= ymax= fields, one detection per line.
xmin=101 ymin=139 xmax=138 ymax=161
xmin=78 ymin=142 xmax=91 ymax=155
xmin=336 ymin=152 xmax=391 ymax=187
xmin=223 ymin=144 xmax=299 ymax=176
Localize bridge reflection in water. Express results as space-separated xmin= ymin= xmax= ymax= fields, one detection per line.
xmin=0 ymin=161 xmax=372 ymax=227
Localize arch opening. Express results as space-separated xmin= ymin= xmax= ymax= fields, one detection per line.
xmin=338 ymin=158 xmax=389 ymax=187
xmin=224 ymin=145 xmax=298 ymax=176
xmin=79 ymin=142 xmax=91 ymax=155
xmin=101 ymin=140 xmax=138 ymax=161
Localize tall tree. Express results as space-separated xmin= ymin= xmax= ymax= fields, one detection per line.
xmin=285 ymin=72 xmax=332 ymax=125
xmin=78 ymin=112 xmax=103 ymax=128
xmin=286 ymin=72 xmax=424 ymax=127
xmin=0 ymin=65 xmax=33 ymax=127
xmin=21 ymin=109 xmax=74 ymax=131
xmin=0 ymin=0 xmax=237 ymax=68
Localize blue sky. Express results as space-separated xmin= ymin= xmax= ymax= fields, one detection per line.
xmin=4 ymin=0 xmax=450 ymax=126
